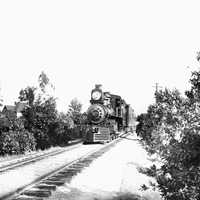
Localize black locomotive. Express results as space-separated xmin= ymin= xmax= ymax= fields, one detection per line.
xmin=83 ymin=84 xmax=135 ymax=143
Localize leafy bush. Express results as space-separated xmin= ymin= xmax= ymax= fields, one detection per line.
xmin=0 ymin=131 xmax=20 ymax=155
xmin=33 ymin=128 xmax=51 ymax=150
xmin=136 ymin=69 xmax=200 ymax=200
xmin=0 ymin=130 xmax=36 ymax=155
xmin=17 ymin=72 xmax=83 ymax=150
xmin=17 ymin=130 xmax=36 ymax=153
xmin=48 ymin=121 xmax=71 ymax=146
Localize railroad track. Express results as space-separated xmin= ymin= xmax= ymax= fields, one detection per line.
xmin=3 ymin=136 xmax=125 ymax=200
xmin=0 ymin=139 xmax=82 ymax=173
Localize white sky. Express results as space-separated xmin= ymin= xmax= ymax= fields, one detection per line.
xmin=1 ymin=0 xmax=200 ymax=115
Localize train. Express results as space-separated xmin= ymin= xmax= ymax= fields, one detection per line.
xmin=83 ymin=84 xmax=136 ymax=143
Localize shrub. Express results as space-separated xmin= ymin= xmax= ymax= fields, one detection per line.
xmin=17 ymin=130 xmax=36 ymax=153
xmin=0 ymin=130 xmax=36 ymax=155
xmin=0 ymin=131 xmax=20 ymax=155
xmin=136 ymin=87 xmax=200 ymax=199
xmin=33 ymin=128 xmax=51 ymax=150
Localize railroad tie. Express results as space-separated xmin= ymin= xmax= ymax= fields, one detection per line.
xmin=41 ymin=180 xmax=65 ymax=186
xmin=13 ymin=196 xmax=43 ymax=200
xmin=35 ymin=183 xmax=57 ymax=191
xmin=22 ymin=189 xmax=51 ymax=198
xmin=45 ymin=176 xmax=66 ymax=182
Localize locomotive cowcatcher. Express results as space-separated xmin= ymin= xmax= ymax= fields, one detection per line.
xmin=83 ymin=84 xmax=135 ymax=143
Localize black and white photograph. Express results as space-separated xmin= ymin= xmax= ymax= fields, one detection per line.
xmin=0 ymin=1 xmax=200 ymax=200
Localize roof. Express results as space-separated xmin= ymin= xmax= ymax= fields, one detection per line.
xmin=15 ymin=102 xmax=27 ymax=112
xmin=2 ymin=102 xmax=28 ymax=113
xmin=3 ymin=105 xmax=16 ymax=111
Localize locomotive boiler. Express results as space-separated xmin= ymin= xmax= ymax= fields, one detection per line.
xmin=83 ymin=84 xmax=135 ymax=143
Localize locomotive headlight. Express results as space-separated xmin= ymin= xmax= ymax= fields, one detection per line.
xmin=92 ymin=91 xmax=101 ymax=100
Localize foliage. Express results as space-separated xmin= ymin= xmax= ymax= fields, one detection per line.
xmin=22 ymin=95 xmax=58 ymax=149
xmin=16 ymin=71 xmax=82 ymax=150
xmin=0 ymin=86 xmax=3 ymax=108
xmin=38 ymin=71 xmax=55 ymax=97
xmin=0 ymin=118 xmax=36 ymax=155
xmin=58 ymin=112 xmax=74 ymax=129
xmin=0 ymin=130 xmax=20 ymax=155
xmin=38 ymin=71 xmax=50 ymax=93
xmin=17 ymin=129 xmax=36 ymax=153
xmin=0 ymin=71 xmax=83 ymax=155
xmin=16 ymin=72 xmax=59 ymax=149
xmin=67 ymin=98 xmax=82 ymax=126
xmin=18 ymin=86 xmax=36 ymax=106
xmin=136 ymin=69 xmax=200 ymax=199
xmin=48 ymin=120 xmax=71 ymax=146
xmin=0 ymin=130 xmax=36 ymax=155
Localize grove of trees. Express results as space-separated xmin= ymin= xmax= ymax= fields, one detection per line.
xmin=0 ymin=71 xmax=83 ymax=155
xmin=136 ymin=58 xmax=200 ymax=199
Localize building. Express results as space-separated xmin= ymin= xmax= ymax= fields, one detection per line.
xmin=2 ymin=105 xmax=16 ymax=120
xmin=2 ymin=103 xmax=27 ymax=120
xmin=0 ymin=103 xmax=27 ymax=130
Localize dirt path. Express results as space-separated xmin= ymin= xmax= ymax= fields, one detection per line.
xmin=48 ymin=134 xmax=162 ymax=200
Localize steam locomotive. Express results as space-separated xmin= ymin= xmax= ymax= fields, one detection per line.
xmin=83 ymin=84 xmax=135 ymax=143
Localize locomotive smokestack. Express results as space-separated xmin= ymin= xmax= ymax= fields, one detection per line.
xmin=95 ymin=84 xmax=102 ymax=90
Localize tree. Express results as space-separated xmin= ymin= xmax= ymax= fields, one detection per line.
xmin=136 ymin=84 xmax=200 ymax=200
xmin=38 ymin=71 xmax=55 ymax=98
xmin=18 ymin=71 xmax=58 ymax=149
xmin=137 ymin=88 xmax=184 ymax=154
xmin=58 ymin=112 xmax=74 ymax=129
xmin=18 ymin=86 xmax=36 ymax=106
xmin=0 ymin=117 xmax=36 ymax=155
xmin=33 ymin=96 xmax=58 ymax=149
xmin=47 ymin=112 xmax=74 ymax=146
xmin=0 ymin=85 xmax=3 ymax=108
xmin=67 ymin=98 xmax=82 ymax=126
xmin=38 ymin=71 xmax=50 ymax=93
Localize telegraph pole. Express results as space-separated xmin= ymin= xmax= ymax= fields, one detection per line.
xmin=153 ymin=83 xmax=162 ymax=103
xmin=153 ymin=82 xmax=162 ymax=93
xmin=0 ymin=81 xmax=3 ymax=108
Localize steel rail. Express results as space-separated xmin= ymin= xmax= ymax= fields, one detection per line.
xmin=3 ymin=135 xmax=126 ymax=200
xmin=0 ymin=139 xmax=82 ymax=173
